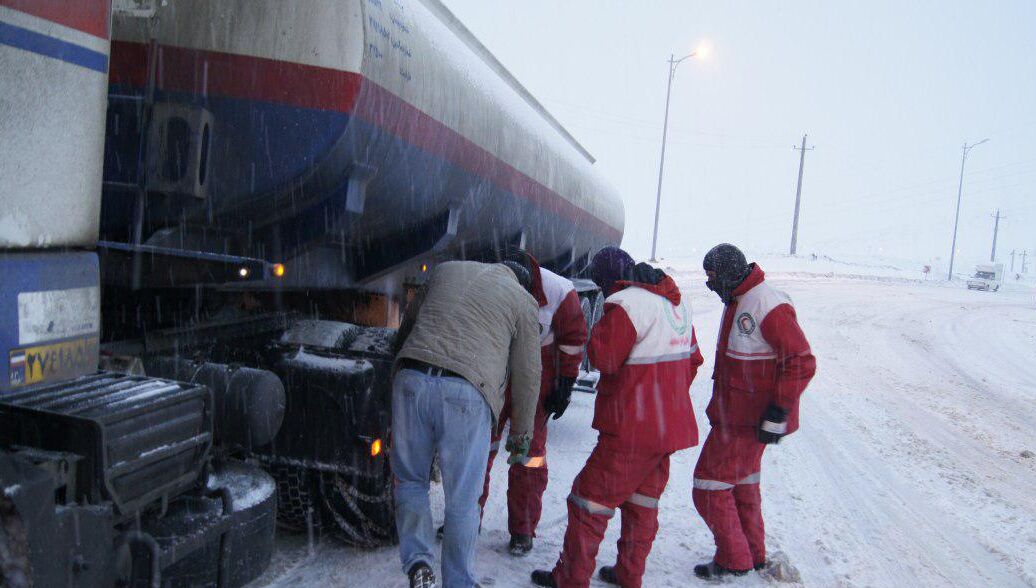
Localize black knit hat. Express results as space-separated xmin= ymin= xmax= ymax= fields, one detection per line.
xmin=703 ymin=243 xmax=750 ymax=304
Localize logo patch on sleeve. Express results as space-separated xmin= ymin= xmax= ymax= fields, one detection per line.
xmin=736 ymin=312 xmax=757 ymax=335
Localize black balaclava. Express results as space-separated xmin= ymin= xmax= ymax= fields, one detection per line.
xmin=703 ymin=243 xmax=751 ymax=305
xmin=501 ymin=261 xmax=533 ymax=293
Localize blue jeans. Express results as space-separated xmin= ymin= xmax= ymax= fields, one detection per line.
xmin=392 ymin=368 xmax=491 ymax=588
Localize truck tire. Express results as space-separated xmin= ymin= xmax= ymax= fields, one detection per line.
xmin=0 ymin=497 xmax=32 ymax=588
xmin=269 ymin=466 xmax=324 ymax=535
xmin=154 ymin=463 xmax=277 ymax=588
xmin=318 ymin=461 xmax=396 ymax=548
xmin=208 ymin=463 xmax=277 ymax=587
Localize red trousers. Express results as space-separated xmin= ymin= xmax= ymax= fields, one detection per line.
xmin=692 ymin=429 xmax=767 ymax=571
xmin=479 ymin=383 xmax=551 ymax=537
xmin=550 ymin=437 xmax=670 ymax=588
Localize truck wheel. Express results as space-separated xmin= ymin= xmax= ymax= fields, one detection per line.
xmin=0 ymin=497 xmax=32 ymax=588
xmin=208 ymin=463 xmax=278 ymax=587
xmin=268 ymin=466 xmax=324 ymax=536
xmin=318 ymin=461 xmax=397 ymax=548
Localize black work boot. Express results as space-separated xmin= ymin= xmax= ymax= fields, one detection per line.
xmin=693 ymin=561 xmax=749 ymax=580
xmin=598 ymin=565 xmax=620 ymax=585
xmin=408 ymin=562 xmax=437 ymax=588
xmin=509 ymin=534 xmax=533 ymax=557
xmin=530 ymin=570 xmax=558 ymax=587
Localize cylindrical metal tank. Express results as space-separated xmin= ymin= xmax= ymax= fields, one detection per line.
xmin=103 ymin=0 xmax=624 ymax=287
xmin=0 ymin=0 xmax=112 ymax=249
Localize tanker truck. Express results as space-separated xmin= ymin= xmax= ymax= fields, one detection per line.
xmin=1 ymin=0 xmax=623 ymax=583
xmin=1 ymin=1 xmax=283 ymax=586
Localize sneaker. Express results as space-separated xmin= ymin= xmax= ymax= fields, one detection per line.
xmin=408 ymin=563 xmax=437 ymax=588
xmin=598 ymin=565 xmax=620 ymax=585
xmin=509 ymin=534 xmax=533 ymax=557
xmin=530 ymin=570 xmax=558 ymax=587
xmin=693 ymin=561 xmax=749 ymax=580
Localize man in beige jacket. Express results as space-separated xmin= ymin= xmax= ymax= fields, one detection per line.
xmin=393 ymin=260 xmax=542 ymax=588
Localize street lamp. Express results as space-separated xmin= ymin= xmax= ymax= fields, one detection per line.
xmin=649 ymin=47 xmax=706 ymax=263
xmin=947 ymin=138 xmax=989 ymax=280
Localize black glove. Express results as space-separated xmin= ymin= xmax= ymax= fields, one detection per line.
xmin=758 ymin=404 xmax=788 ymax=444
xmin=544 ymin=376 xmax=576 ymax=420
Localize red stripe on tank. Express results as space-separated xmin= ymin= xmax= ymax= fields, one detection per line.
xmin=108 ymin=40 xmax=622 ymax=242
xmin=110 ymin=40 xmax=363 ymax=114
xmin=354 ymin=82 xmax=621 ymax=242
xmin=0 ymin=0 xmax=111 ymax=39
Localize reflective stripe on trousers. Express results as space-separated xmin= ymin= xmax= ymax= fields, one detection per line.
xmin=693 ymin=472 xmax=760 ymax=490
xmin=520 ymin=455 xmax=547 ymax=468
xmin=625 ymin=492 xmax=659 ymax=509
xmin=568 ymin=493 xmax=615 ymax=517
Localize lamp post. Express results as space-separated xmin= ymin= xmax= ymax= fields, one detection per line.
xmin=947 ymin=138 xmax=989 ymax=280
xmin=649 ymin=49 xmax=704 ymax=262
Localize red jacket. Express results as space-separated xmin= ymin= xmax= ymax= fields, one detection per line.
xmin=709 ymin=265 xmax=816 ymax=435
xmin=588 ymin=275 xmax=703 ymax=454
xmin=531 ymin=262 xmax=588 ymax=386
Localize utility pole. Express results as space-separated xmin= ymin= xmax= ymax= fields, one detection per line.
xmin=948 ymin=139 xmax=989 ymax=280
xmin=990 ymin=209 xmax=1004 ymax=262
xmin=1009 ymin=249 xmax=1016 ymax=273
xmin=649 ymin=50 xmax=704 ymax=262
xmin=1023 ymin=250 xmax=1030 ymax=274
xmin=789 ymin=134 xmax=813 ymax=256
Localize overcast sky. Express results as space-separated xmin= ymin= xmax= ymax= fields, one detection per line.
xmin=442 ymin=0 xmax=1036 ymax=272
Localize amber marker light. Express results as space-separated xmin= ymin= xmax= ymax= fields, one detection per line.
xmin=272 ymin=263 xmax=286 ymax=278
xmin=420 ymin=263 xmax=428 ymax=273
xmin=370 ymin=438 xmax=383 ymax=457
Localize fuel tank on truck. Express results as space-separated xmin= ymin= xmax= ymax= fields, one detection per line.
xmin=102 ymin=0 xmax=624 ymax=290
xmin=0 ymin=0 xmax=111 ymax=249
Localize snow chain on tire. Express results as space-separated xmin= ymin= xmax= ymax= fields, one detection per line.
xmin=268 ymin=465 xmax=323 ymax=536
xmin=318 ymin=460 xmax=397 ymax=548
xmin=0 ymin=496 xmax=32 ymax=588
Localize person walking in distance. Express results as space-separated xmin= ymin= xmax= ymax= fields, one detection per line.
xmin=475 ymin=249 xmax=588 ymax=556
xmin=693 ymin=244 xmax=816 ymax=579
xmin=531 ymin=246 xmax=704 ymax=588
xmin=392 ymin=260 xmax=541 ymax=588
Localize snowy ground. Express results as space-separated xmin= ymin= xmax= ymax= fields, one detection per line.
xmin=251 ymin=256 xmax=1036 ymax=588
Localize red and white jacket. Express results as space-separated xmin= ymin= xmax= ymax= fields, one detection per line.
xmin=710 ymin=265 xmax=816 ymax=435
xmin=588 ymin=275 xmax=704 ymax=454
xmin=530 ymin=259 xmax=588 ymax=388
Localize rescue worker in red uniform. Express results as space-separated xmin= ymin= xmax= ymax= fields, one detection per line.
xmin=532 ymin=246 xmax=704 ymax=588
xmin=693 ymin=243 xmax=816 ymax=579
xmin=479 ymin=250 xmax=589 ymax=556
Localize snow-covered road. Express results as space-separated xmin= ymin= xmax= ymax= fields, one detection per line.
xmin=252 ymin=267 xmax=1036 ymax=587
